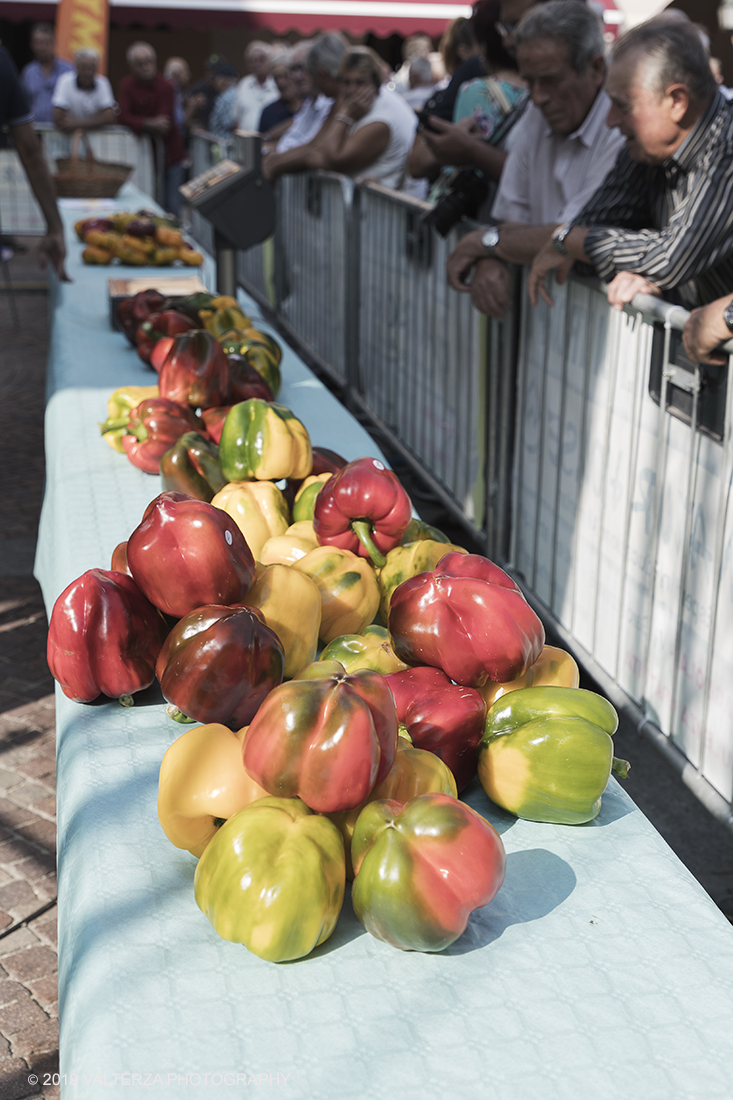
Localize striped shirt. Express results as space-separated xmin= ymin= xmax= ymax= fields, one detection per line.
xmin=573 ymin=91 xmax=733 ymax=306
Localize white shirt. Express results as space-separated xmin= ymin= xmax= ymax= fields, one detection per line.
xmin=348 ymin=86 xmax=418 ymax=191
xmin=401 ymin=84 xmax=437 ymax=111
xmin=276 ymin=94 xmax=333 ymax=153
xmin=491 ymin=89 xmax=625 ymax=225
xmin=52 ymin=71 xmax=115 ymax=119
xmin=234 ymin=74 xmax=278 ymax=132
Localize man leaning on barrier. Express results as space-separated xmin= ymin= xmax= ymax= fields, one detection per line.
xmin=445 ymin=1 xmax=623 ymax=318
xmin=528 ymin=19 xmax=733 ymax=313
xmin=52 ymin=48 xmax=117 ymax=133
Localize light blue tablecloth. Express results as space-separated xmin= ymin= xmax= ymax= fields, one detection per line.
xmin=36 ymin=186 xmax=733 ymax=1100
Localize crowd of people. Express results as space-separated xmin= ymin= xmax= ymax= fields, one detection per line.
xmin=3 ymin=1 xmax=733 ymax=363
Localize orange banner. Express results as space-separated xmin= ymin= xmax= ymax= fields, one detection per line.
xmin=55 ymin=0 xmax=110 ymax=76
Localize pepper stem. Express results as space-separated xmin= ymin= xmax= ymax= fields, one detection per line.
xmin=612 ymin=756 xmax=631 ymax=779
xmin=118 ymin=694 xmax=135 ymax=708
xmin=166 ymin=704 xmax=197 ymax=724
xmin=100 ymin=416 xmax=130 ymax=435
xmin=351 ymin=520 xmax=387 ymax=569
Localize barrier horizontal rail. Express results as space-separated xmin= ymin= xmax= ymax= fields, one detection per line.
xmin=512 ymin=271 xmax=733 ymax=819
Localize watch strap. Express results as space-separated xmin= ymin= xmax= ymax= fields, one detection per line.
xmin=551 ymin=223 xmax=572 ymax=256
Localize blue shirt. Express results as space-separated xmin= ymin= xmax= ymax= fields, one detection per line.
xmin=21 ymin=57 xmax=73 ymax=123
xmin=208 ymin=85 xmax=238 ymax=140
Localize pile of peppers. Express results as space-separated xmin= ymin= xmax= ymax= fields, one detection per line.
xmin=51 ymin=289 xmax=633 ymax=965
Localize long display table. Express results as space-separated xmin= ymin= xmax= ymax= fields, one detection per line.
xmin=35 ymin=186 xmax=733 ymax=1100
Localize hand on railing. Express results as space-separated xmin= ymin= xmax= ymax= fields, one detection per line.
xmin=607 ymin=271 xmax=661 ymax=311
xmin=681 ymin=296 xmax=733 ymax=366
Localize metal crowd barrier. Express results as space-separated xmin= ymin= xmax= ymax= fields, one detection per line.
xmin=0 ymin=126 xmax=156 ymax=234
xmin=188 ymin=162 xmax=733 ymax=826
xmin=513 ymin=275 xmax=733 ymax=823
xmin=356 ymin=183 xmax=515 ymax=551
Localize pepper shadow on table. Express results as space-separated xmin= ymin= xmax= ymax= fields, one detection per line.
xmin=446 ymin=848 xmax=577 ymax=954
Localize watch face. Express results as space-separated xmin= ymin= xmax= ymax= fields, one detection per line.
xmin=482 ymin=228 xmax=499 ymax=252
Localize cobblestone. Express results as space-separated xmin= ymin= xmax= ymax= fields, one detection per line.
xmin=0 ymin=241 xmax=58 ymax=1096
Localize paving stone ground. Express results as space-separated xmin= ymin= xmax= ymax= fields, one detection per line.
xmin=0 ymin=238 xmax=59 ymax=1100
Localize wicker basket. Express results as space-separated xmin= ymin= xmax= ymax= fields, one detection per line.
xmin=54 ymin=129 xmax=132 ymax=199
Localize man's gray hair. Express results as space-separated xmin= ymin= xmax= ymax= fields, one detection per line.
xmin=515 ymin=0 xmax=604 ymax=73
xmin=75 ymin=48 xmax=99 ymax=65
xmin=306 ymin=32 xmax=347 ymax=78
xmin=612 ymin=19 xmax=717 ymax=102
xmin=126 ymin=41 xmax=156 ymax=65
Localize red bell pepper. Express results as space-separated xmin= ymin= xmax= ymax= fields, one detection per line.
xmin=242 ymin=663 xmax=398 ymax=813
xmin=158 ymin=330 xmax=229 ymax=411
xmin=110 ymin=541 xmax=132 ymax=576
xmin=121 ymin=398 xmax=204 ymax=474
xmin=311 ymin=447 xmax=349 ymax=476
xmin=150 ymin=336 xmax=174 ymax=373
xmin=226 ymin=354 xmax=274 ymax=404
xmin=47 ymin=569 xmax=167 ymax=703
xmin=135 ymin=310 xmax=194 ymax=365
xmin=384 ymin=666 xmax=486 ymax=791
xmin=351 ymin=792 xmax=506 ymax=952
xmin=118 ymin=289 xmax=166 ymax=344
xmin=199 ymin=406 xmax=232 ymax=445
xmin=156 ymin=605 xmax=284 ymax=729
xmin=127 ymin=491 xmax=256 ymax=618
xmin=389 ymin=551 xmax=545 ymax=688
xmin=313 ymin=457 xmax=412 ymax=568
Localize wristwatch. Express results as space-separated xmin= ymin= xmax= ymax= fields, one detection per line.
xmin=481 ymin=227 xmax=500 ymax=255
xmin=723 ymin=298 xmax=733 ymax=334
xmin=551 ymin=223 xmax=573 ymax=256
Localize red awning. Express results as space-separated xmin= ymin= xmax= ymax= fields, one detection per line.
xmin=0 ymin=0 xmax=474 ymax=34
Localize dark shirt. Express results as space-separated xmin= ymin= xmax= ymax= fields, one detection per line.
xmin=1 ymin=47 xmax=34 ymax=130
xmin=20 ymin=56 xmax=73 ymax=123
xmin=423 ymin=56 xmax=486 ymax=122
xmin=259 ymin=98 xmax=294 ymax=134
xmin=186 ymin=77 xmax=217 ymax=131
xmin=117 ymin=72 xmax=186 ymax=166
xmin=575 ymin=90 xmax=733 ymax=306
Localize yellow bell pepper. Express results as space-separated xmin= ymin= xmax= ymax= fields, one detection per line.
xmin=320 ymin=624 xmax=407 ymax=675
xmin=203 ymin=306 xmax=252 ymax=340
xmin=99 ymin=384 xmax=159 ymax=451
xmin=478 ymin=644 xmax=580 ymax=709
xmin=240 ymin=563 xmax=321 ymax=678
xmin=209 ymin=296 xmax=241 ymax=312
xmin=378 ymin=539 xmax=468 ymax=622
xmin=157 ymin=722 xmax=269 ymax=858
xmin=219 ymin=399 xmax=312 ymax=483
xmin=259 ymin=520 xmax=319 ymax=566
xmin=329 ymin=736 xmax=458 ymax=877
xmin=292 ymin=545 xmax=380 ymax=643
xmin=210 ymin=480 xmax=290 ymax=560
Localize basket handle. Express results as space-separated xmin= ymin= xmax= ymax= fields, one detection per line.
xmin=70 ymin=129 xmax=95 ymax=174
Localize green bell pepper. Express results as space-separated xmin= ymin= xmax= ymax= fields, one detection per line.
xmin=478 ymin=685 xmax=629 ymax=825
xmin=219 ymin=399 xmax=312 ymax=482
xmin=194 ymin=795 xmax=345 ymax=961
